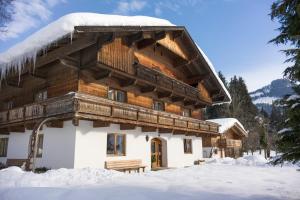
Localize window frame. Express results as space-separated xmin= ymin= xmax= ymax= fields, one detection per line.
xmin=34 ymin=89 xmax=48 ymax=102
xmin=107 ymin=88 xmax=127 ymax=103
xmin=153 ymin=100 xmax=165 ymax=111
xmin=0 ymin=138 xmax=8 ymax=157
xmin=36 ymin=134 xmax=44 ymax=158
xmin=183 ymin=139 xmax=193 ymax=154
xmin=106 ymin=133 xmax=126 ymax=156
xmin=182 ymin=108 xmax=191 ymax=117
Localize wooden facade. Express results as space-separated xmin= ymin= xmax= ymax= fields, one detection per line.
xmin=0 ymin=26 xmax=230 ymax=137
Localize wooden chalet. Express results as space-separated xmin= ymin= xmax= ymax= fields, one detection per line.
xmin=204 ymin=118 xmax=248 ymax=158
xmin=0 ymin=13 xmax=231 ymax=170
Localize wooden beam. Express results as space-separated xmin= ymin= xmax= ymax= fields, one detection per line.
xmin=140 ymin=86 xmax=156 ymax=93
xmin=72 ymin=118 xmax=79 ymax=126
xmin=171 ymin=96 xmax=185 ymax=102
xmin=28 ymin=73 xmax=47 ymax=81
xmin=59 ymin=56 xmax=80 ymax=70
xmin=173 ymin=130 xmax=186 ymax=135
xmin=186 ymin=74 xmax=210 ymax=85
xmin=46 ymin=120 xmax=64 ymax=128
xmin=122 ymin=32 xmax=143 ymax=47
xmin=8 ymin=125 xmax=25 ymax=133
xmin=25 ymin=122 xmax=36 ymax=130
xmin=95 ymin=70 xmax=112 ymax=80
xmin=119 ymin=79 xmax=137 ymax=88
xmin=120 ymin=124 xmax=136 ymax=130
xmin=141 ymin=126 xmax=157 ymax=132
xmin=184 ymin=100 xmax=196 ymax=106
xmin=0 ymin=128 xmax=9 ymax=135
xmin=6 ymin=80 xmax=22 ymax=88
xmin=157 ymin=91 xmax=172 ymax=99
xmin=158 ymin=128 xmax=173 ymax=133
xmin=93 ymin=120 xmax=110 ymax=128
xmin=136 ymin=31 xmax=166 ymax=49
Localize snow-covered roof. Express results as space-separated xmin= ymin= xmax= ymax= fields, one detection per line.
xmin=206 ymin=118 xmax=247 ymax=137
xmin=0 ymin=12 xmax=231 ymax=104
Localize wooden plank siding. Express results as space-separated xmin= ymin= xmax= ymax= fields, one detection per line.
xmin=97 ymin=38 xmax=135 ymax=74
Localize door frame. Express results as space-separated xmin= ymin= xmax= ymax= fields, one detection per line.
xmin=151 ymin=138 xmax=162 ymax=169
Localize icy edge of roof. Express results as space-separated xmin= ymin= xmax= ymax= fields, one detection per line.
xmin=0 ymin=12 xmax=174 ymax=78
xmin=206 ymin=118 xmax=247 ymax=136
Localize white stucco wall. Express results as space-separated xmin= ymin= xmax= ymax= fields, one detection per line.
xmin=35 ymin=121 xmax=76 ymax=169
xmin=4 ymin=120 xmax=204 ymax=169
xmin=73 ymin=120 xmax=203 ymax=170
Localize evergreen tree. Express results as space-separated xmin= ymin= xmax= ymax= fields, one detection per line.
xmin=270 ymin=0 xmax=300 ymax=164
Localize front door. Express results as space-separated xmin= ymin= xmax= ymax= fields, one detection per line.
xmin=151 ymin=138 xmax=162 ymax=168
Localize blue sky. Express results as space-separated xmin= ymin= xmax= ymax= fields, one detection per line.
xmin=0 ymin=0 xmax=286 ymax=91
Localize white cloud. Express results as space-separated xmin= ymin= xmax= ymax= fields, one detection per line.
xmin=113 ymin=0 xmax=147 ymax=15
xmin=225 ymin=63 xmax=287 ymax=92
xmin=0 ymin=0 xmax=66 ymax=41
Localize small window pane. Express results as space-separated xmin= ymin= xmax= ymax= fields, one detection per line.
xmin=107 ymin=134 xmax=115 ymax=155
xmin=116 ymin=91 xmax=126 ymax=102
xmin=184 ymin=139 xmax=192 ymax=154
xmin=108 ymin=90 xmax=114 ymax=101
xmin=0 ymin=138 xmax=8 ymax=157
xmin=153 ymin=101 xmax=164 ymax=111
xmin=182 ymin=109 xmax=191 ymax=117
xmin=116 ymin=135 xmax=125 ymax=155
xmin=36 ymin=134 xmax=44 ymax=158
xmin=35 ymin=90 xmax=47 ymax=102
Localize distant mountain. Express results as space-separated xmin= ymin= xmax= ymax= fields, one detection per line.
xmin=249 ymin=79 xmax=295 ymax=114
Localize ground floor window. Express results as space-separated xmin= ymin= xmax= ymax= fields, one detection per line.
xmin=183 ymin=139 xmax=193 ymax=154
xmin=0 ymin=138 xmax=8 ymax=157
xmin=107 ymin=133 xmax=126 ymax=156
xmin=36 ymin=134 xmax=44 ymax=158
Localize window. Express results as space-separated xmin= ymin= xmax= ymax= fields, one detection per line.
xmin=6 ymin=101 xmax=14 ymax=109
xmin=36 ymin=134 xmax=44 ymax=158
xmin=0 ymin=138 xmax=8 ymax=157
xmin=35 ymin=90 xmax=47 ymax=102
xmin=108 ymin=88 xmax=127 ymax=103
xmin=182 ymin=108 xmax=191 ymax=117
xmin=107 ymin=133 xmax=126 ymax=156
xmin=153 ymin=101 xmax=165 ymax=111
xmin=183 ymin=139 xmax=193 ymax=154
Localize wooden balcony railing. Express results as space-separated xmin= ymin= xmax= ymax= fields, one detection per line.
xmin=135 ymin=64 xmax=209 ymax=103
xmin=219 ymin=139 xmax=242 ymax=148
xmin=0 ymin=93 xmax=219 ymax=135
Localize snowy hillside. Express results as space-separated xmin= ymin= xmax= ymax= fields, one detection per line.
xmin=0 ymin=155 xmax=299 ymax=200
xmin=249 ymin=79 xmax=295 ymax=114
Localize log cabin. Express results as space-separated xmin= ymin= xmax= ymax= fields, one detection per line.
xmin=0 ymin=13 xmax=231 ymax=171
xmin=203 ymin=118 xmax=248 ymax=158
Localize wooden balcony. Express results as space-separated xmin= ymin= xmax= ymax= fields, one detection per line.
xmin=219 ymin=139 xmax=242 ymax=148
xmin=0 ymin=93 xmax=219 ymax=136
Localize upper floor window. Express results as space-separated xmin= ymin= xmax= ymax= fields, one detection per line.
xmin=108 ymin=88 xmax=127 ymax=103
xmin=107 ymin=133 xmax=126 ymax=156
xmin=153 ymin=101 xmax=165 ymax=111
xmin=0 ymin=138 xmax=8 ymax=157
xmin=182 ymin=108 xmax=191 ymax=117
xmin=35 ymin=90 xmax=47 ymax=102
xmin=6 ymin=101 xmax=14 ymax=109
xmin=183 ymin=139 xmax=193 ymax=154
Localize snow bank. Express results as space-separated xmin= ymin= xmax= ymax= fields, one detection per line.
xmin=0 ymin=167 xmax=121 ymax=187
xmin=206 ymin=118 xmax=247 ymax=135
xmin=0 ymin=12 xmax=173 ymax=78
xmin=206 ymin=155 xmax=268 ymax=167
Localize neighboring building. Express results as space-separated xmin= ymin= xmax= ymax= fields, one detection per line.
xmin=0 ymin=13 xmax=231 ymax=170
xmin=203 ymin=118 xmax=248 ymax=158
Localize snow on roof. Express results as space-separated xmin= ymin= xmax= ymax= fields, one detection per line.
xmin=206 ymin=118 xmax=247 ymax=136
xmin=0 ymin=12 xmax=230 ymax=104
xmin=196 ymin=45 xmax=232 ymax=104
xmin=0 ymin=13 xmax=173 ymax=77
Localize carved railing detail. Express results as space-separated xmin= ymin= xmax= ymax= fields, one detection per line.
xmin=0 ymin=93 xmax=219 ymax=135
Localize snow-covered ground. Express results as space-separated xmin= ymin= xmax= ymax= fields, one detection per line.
xmin=0 ymin=155 xmax=299 ymax=200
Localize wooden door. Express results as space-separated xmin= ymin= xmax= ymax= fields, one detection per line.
xmin=151 ymin=138 xmax=162 ymax=168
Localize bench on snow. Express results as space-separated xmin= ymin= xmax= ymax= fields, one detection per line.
xmin=105 ymin=159 xmax=146 ymax=173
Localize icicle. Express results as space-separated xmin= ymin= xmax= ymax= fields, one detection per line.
xmin=70 ymin=31 xmax=73 ymax=44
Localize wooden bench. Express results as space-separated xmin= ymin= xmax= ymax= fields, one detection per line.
xmin=6 ymin=159 xmax=27 ymax=167
xmin=194 ymin=159 xmax=206 ymax=165
xmin=105 ymin=159 xmax=146 ymax=173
